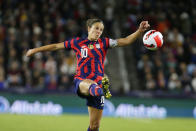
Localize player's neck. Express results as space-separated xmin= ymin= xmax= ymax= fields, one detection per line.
xmin=87 ymin=36 xmax=98 ymax=41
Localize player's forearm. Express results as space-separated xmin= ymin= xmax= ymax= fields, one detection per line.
xmin=117 ymin=29 xmax=143 ymax=47
xmin=33 ymin=44 xmax=58 ymax=53
xmin=26 ymin=43 xmax=64 ymax=57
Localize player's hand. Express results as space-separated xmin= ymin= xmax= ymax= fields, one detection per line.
xmin=138 ymin=21 xmax=150 ymax=32
xmin=26 ymin=49 xmax=35 ymax=57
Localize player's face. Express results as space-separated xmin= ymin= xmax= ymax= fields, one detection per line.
xmin=88 ymin=22 xmax=104 ymax=41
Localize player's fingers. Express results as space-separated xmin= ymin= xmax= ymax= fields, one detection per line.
xmin=26 ymin=49 xmax=32 ymax=57
xmin=140 ymin=22 xmax=146 ymax=29
xmin=145 ymin=23 xmax=150 ymax=28
xmin=141 ymin=21 xmax=147 ymax=25
xmin=143 ymin=21 xmax=150 ymax=28
xmin=139 ymin=21 xmax=149 ymax=31
xmin=143 ymin=21 xmax=148 ymax=24
xmin=142 ymin=21 xmax=149 ymax=28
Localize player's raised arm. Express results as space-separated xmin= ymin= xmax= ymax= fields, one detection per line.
xmin=117 ymin=21 xmax=150 ymax=47
xmin=26 ymin=42 xmax=65 ymax=57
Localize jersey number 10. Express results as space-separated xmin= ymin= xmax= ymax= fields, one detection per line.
xmin=81 ymin=48 xmax=88 ymax=58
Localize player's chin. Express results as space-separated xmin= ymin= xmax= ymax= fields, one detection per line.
xmin=94 ymin=36 xmax=100 ymax=40
xmin=96 ymin=34 xmax=101 ymax=39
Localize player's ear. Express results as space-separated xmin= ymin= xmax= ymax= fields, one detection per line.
xmin=87 ymin=26 xmax=91 ymax=32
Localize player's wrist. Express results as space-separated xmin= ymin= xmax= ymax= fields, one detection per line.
xmin=137 ymin=28 xmax=145 ymax=33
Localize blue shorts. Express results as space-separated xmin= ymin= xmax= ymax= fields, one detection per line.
xmin=74 ymin=78 xmax=104 ymax=110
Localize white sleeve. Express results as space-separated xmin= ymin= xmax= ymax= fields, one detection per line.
xmin=109 ymin=39 xmax=118 ymax=48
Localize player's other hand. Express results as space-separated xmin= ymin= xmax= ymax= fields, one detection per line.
xmin=138 ymin=21 xmax=150 ymax=32
xmin=26 ymin=49 xmax=34 ymax=57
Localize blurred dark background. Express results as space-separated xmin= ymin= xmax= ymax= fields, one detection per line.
xmin=0 ymin=0 xmax=196 ymax=99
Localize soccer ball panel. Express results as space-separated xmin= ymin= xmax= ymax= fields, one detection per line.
xmin=143 ymin=30 xmax=163 ymax=50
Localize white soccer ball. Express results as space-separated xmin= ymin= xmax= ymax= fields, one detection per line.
xmin=143 ymin=30 xmax=163 ymax=50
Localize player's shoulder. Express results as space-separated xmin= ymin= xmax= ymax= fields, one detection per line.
xmin=99 ymin=37 xmax=109 ymax=40
xmin=99 ymin=37 xmax=117 ymax=48
xmin=97 ymin=37 xmax=109 ymax=43
xmin=98 ymin=37 xmax=110 ymax=44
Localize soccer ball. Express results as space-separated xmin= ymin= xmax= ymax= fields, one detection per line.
xmin=143 ymin=30 xmax=163 ymax=50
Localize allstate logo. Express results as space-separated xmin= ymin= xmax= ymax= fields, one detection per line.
xmin=193 ymin=107 xmax=196 ymax=119
xmin=103 ymin=100 xmax=115 ymax=116
xmin=0 ymin=96 xmax=10 ymax=113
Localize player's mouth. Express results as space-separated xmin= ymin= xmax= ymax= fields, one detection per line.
xmin=95 ymin=34 xmax=100 ymax=37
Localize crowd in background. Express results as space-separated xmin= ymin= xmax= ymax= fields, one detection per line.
xmin=132 ymin=0 xmax=196 ymax=95
xmin=0 ymin=0 xmax=117 ymax=93
xmin=0 ymin=0 xmax=196 ymax=95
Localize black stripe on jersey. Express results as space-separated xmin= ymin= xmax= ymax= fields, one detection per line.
xmin=80 ymin=59 xmax=92 ymax=77
xmin=101 ymin=38 xmax=107 ymax=49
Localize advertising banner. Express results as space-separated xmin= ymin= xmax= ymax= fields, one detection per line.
xmin=0 ymin=93 xmax=196 ymax=118
xmin=0 ymin=96 xmax=63 ymax=115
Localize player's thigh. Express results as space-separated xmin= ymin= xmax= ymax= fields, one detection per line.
xmin=79 ymin=79 xmax=97 ymax=95
xmin=88 ymin=106 xmax=103 ymax=127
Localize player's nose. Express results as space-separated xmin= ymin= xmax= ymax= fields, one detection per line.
xmin=97 ymin=30 xmax=102 ymax=35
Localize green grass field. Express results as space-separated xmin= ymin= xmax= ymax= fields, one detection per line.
xmin=0 ymin=114 xmax=195 ymax=131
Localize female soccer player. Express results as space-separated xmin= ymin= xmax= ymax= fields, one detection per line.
xmin=26 ymin=19 xmax=150 ymax=131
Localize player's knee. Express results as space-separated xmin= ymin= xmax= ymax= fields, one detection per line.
xmin=79 ymin=79 xmax=95 ymax=95
xmin=90 ymin=122 xmax=100 ymax=130
xmin=79 ymin=88 xmax=89 ymax=95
